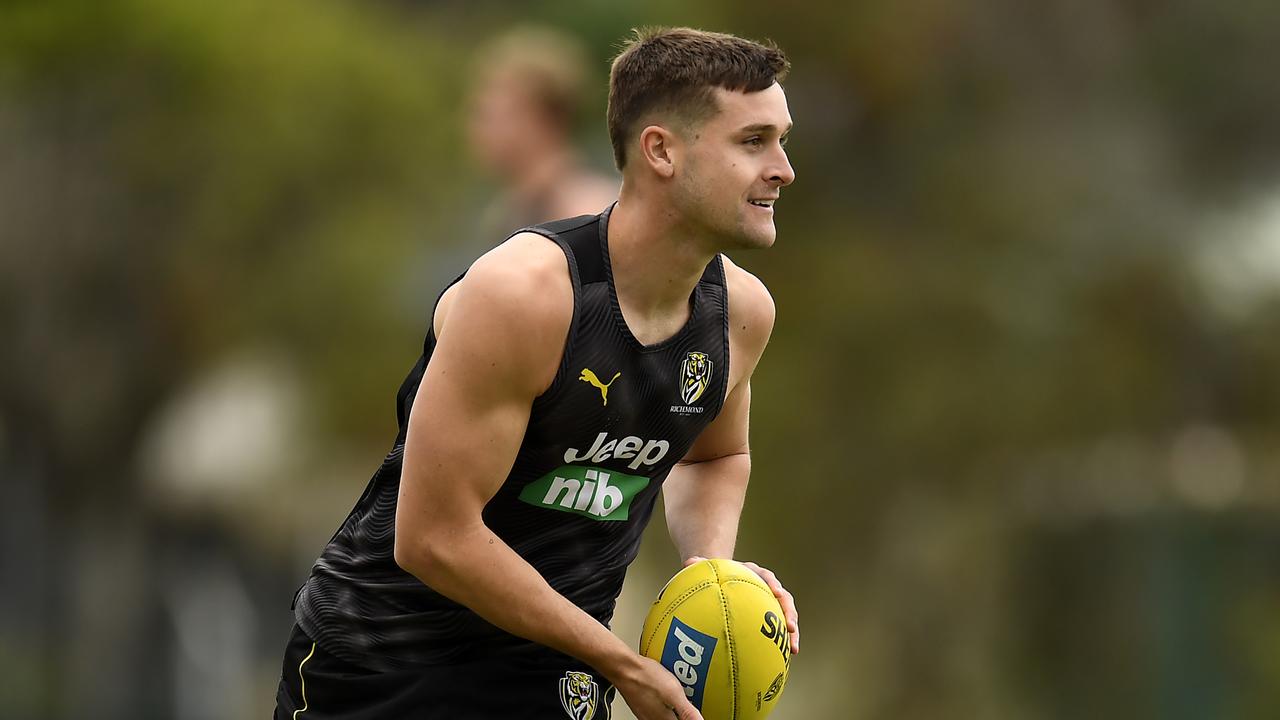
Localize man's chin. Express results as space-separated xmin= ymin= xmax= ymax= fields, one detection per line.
xmin=735 ymin=223 xmax=777 ymax=249
xmin=707 ymin=218 xmax=776 ymax=251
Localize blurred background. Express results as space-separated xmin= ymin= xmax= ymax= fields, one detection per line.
xmin=3 ymin=0 xmax=1280 ymax=718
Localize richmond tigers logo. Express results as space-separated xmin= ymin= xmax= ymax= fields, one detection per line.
xmin=559 ymin=671 xmax=600 ymax=720
xmin=680 ymin=351 xmax=714 ymax=406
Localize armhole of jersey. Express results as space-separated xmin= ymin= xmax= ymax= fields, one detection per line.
xmin=423 ymin=270 xmax=468 ymax=355
xmin=509 ymin=228 xmax=581 ymax=406
xmin=715 ymin=253 xmax=732 ymax=414
xmin=393 ymin=273 xmax=467 ymax=444
xmin=422 ymin=229 xmax=580 ymax=405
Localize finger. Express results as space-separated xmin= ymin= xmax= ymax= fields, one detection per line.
xmin=742 ymin=562 xmax=783 ymax=596
xmin=777 ymin=587 xmax=797 ymax=627
xmin=776 ymin=587 xmax=800 ymax=655
xmin=744 ymin=562 xmax=800 ymax=654
xmin=683 ymin=555 xmax=707 ymax=568
xmin=674 ymin=700 xmax=704 ymax=720
xmin=787 ymin=603 xmax=800 ymax=655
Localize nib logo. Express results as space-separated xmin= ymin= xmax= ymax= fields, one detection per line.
xmin=518 ymin=465 xmax=650 ymax=521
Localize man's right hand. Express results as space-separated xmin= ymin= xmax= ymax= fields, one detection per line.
xmin=612 ymin=655 xmax=704 ymax=720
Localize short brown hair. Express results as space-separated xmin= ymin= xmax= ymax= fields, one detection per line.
xmin=607 ymin=27 xmax=790 ymax=170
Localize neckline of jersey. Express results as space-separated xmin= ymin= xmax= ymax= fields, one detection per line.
xmin=598 ymin=202 xmax=705 ymax=354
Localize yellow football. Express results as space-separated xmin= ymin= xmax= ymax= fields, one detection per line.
xmin=639 ymin=559 xmax=792 ymax=720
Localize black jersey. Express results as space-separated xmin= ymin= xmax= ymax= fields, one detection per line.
xmin=293 ymin=205 xmax=730 ymax=670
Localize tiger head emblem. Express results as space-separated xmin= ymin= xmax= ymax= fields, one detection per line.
xmin=680 ymin=351 xmax=714 ymax=406
xmin=558 ymin=671 xmax=599 ymax=720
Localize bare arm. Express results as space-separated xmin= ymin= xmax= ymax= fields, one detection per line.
xmin=662 ymin=259 xmax=799 ymax=655
xmin=664 ymin=259 xmax=775 ymax=561
xmin=393 ymin=235 xmax=700 ymax=720
xmin=663 ymin=380 xmax=753 ymax=561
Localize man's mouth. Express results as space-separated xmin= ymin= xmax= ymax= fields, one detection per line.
xmin=748 ymin=198 xmax=776 ymax=208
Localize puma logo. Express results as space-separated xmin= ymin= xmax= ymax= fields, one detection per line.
xmin=579 ymin=368 xmax=621 ymax=406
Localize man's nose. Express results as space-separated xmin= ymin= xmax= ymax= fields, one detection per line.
xmin=768 ymin=150 xmax=796 ymax=187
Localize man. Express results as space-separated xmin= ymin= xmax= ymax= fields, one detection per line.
xmin=275 ymin=27 xmax=799 ymax=720
xmin=465 ymin=25 xmax=619 ymax=239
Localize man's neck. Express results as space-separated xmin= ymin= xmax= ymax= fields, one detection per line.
xmin=606 ymin=190 xmax=717 ymax=344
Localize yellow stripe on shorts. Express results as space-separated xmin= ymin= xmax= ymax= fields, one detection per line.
xmin=293 ymin=642 xmax=317 ymax=720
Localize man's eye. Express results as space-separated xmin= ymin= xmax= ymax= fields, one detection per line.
xmin=745 ymin=137 xmax=763 ymax=147
xmin=780 ymin=135 xmax=790 ymax=147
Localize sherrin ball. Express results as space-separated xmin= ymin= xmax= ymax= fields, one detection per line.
xmin=639 ymin=559 xmax=792 ymax=719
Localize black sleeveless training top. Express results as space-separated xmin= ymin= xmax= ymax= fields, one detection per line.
xmin=293 ymin=206 xmax=731 ymax=670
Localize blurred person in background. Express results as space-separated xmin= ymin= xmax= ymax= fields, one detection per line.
xmin=275 ymin=27 xmax=798 ymax=720
xmin=465 ymin=25 xmax=619 ymax=243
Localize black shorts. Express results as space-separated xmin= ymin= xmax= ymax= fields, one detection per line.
xmin=273 ymin=624 xmax=617 ymax=720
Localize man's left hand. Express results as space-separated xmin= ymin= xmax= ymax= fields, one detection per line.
xmin=683 ymin=556 xmax=800 ymax=656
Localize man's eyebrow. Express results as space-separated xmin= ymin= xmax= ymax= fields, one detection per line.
xmin=738 ymin=122 xmax=794 ymax=134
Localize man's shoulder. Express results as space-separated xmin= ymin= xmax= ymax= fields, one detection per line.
xmin=720 ymin=255 xmax=776 ymax=342
xmin=433 ymin=234 xmax=574 ymax=396
xmin=449 ymin=234 xmax=574 ymax=337
xmin=477 ymin=231 xmax=570 ymax=276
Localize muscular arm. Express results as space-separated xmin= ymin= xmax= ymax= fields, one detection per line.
xmin=663 ymin=260 xmax=799 ymax=656
xmin=663 ymin=258 xmax=776 ymax=561
xmin=393 ymin=235 xmax=699 ymax=719
xmin=394 ymin=235 xmax=626 ymax=665
xmin=664 ymin=381 xmax=753 ymax=560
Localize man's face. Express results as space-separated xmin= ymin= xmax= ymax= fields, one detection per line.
xmin=673 ymin=83 xmax=795 ymax=250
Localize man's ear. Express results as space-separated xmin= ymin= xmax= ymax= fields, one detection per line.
xmin=638 ymin=125 xmax=678 ymax=179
